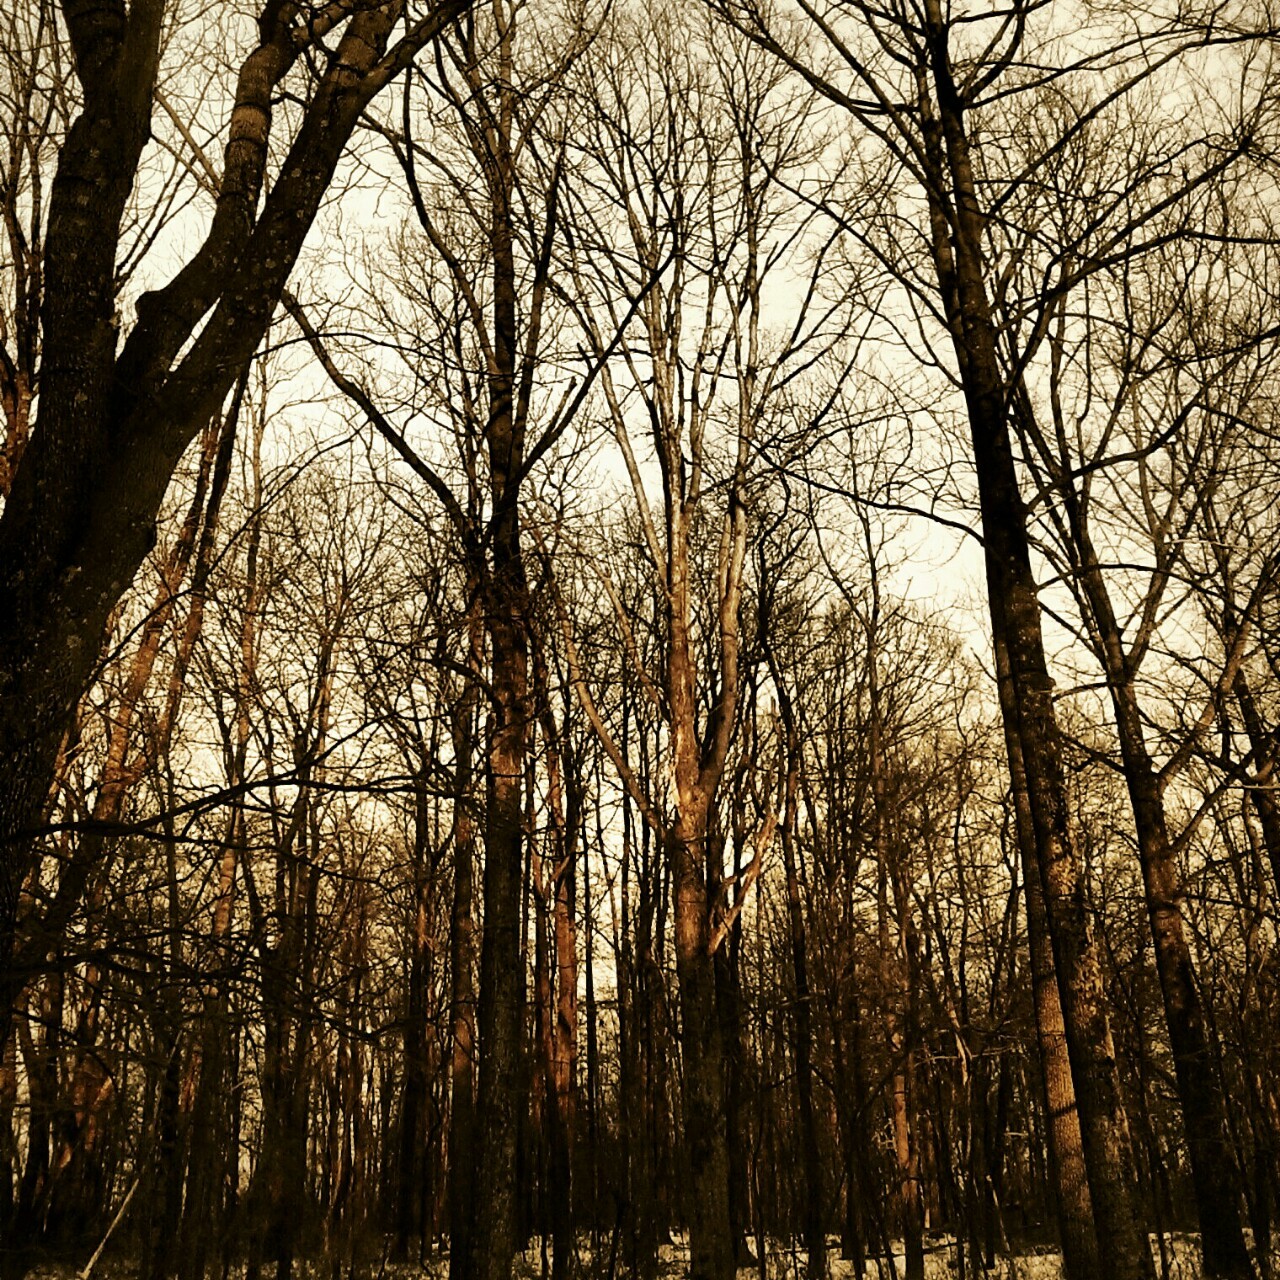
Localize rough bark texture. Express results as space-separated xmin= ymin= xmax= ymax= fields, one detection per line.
xmin=669 ymin=818 xmax=735 ymax=1280
xmin=775 ymin=710 xmax=825 ymax=1280
xmin=951 ymin=264 xmax=1154 ymax=1280
xmin=663 ymin=494 xmax=738 ymax=1280
xmin=993 ymin=624 xmax=1100 ymax=1280
xmin=473 ymin=62 xmax=530 ymax=1274
xmin=448 ymin=606 xmax=481 ymax=1280
xmin=470 ymin=414 xmax=528 ymax=1280
xmin=915 ymin=5 xmax=1154 ymax=1275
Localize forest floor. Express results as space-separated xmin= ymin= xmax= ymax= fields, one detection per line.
xmin=24 ymin=1232 xmax=1209 ymax=1280
xmin=638 ymin=1232 xmax=1205 ymax=1280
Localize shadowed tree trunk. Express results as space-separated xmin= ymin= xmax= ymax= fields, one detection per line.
xmin=449 ymin=599 xmax=482 ymax=1280
xmin=992 ymin=623 xmax=1100 ymax=1280
xmin=715 ymin=798 xmax=757 ymax=1271
xmin=1059 ymin=518 xmax=1254 ymax=1278
xmin=396 ymin=762 xmax=439 ymax=1264
xmin=906 ymin=11 xmax=1155 ymax=1275
xmin=773 ymin=683 xmax=826 ymax=1280
xmin=708 ymin=0 xmax=1269 ymax=1270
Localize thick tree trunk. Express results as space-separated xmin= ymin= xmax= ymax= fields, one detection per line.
xmin=968 ymin=361 xmax=1153 ymax=1280
xmin=660 ymin=479 xmax=741 ymax=1280
xmin=472 ymin=169 xmax=529 ymax=1272
xmin=1112 ymin=681 xmax=1253 ymax=1278
xmin=965 ymin=343 xmax=1153 ymax=1280
xmin=473 ymin=581 xmax=528 ymax=1280
xmin=914 ymin=10 xmax=1154 ymax=1274
xmin=992 ymin=626 xmax=1100 ymax=1280
xmin=0 ymin=0 xmax=469 ymax=1041
xmin=0 ymin=2 xmax=165 ymax=1030
xmin=463 ymin=12 xmax=536 ymax=1271
xmin=669 ymin=820 xmax=735 ymax=1280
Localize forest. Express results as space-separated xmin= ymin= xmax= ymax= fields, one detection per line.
xmin=0 ymin=0 xmax=1277 ymax=1278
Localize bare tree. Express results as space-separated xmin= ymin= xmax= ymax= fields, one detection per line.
xmin=710 ymin=1 xmax=1275 ymax=1273
xmin=553 ymin=9 xmax=834 ymax=1275
xmin=0 ymin=0 xmax=472 ymax=1027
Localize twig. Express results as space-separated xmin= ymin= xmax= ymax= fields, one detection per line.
xmin=79 ymin=1176 xmax=139 ymax=1280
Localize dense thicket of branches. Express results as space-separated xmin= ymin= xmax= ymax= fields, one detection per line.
xmin=1 ymin=1 xmax=1278 ymax=1279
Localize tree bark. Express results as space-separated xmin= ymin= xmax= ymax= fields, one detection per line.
xmin=397 ymin=766 xmax=437 ymax=1263
xmin=777 ymin=714 xmax=825 ymax=1280
xmin=449 ymin=603 xmax=481 ymax=1280
xmin=1234 ymin=674 xmax=1280 ymax=899
xmin=992 ymin=624 xmax=1100 ymax=1280
xmin=911 ymin=9 xmax=1155 ymax=1275
xmin=669 ymin=818 xmax=735 ymax=1280
xmin=473 ymin=87 xmax=531 ymax=1273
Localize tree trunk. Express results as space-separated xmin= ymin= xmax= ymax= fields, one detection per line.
xmin=866 ymin=614 xmax=924 ymax=1280
xmin=915 ymin=10 xmax=1155 ymax=1274
xmin=397 ymin=771 xmax=435 ymax=1262
xmin=1064 ymin=516 xmax=1253 ymax=1278
xmin=778 ymin=723 xmax=825 ymax=1280
xmin=1111 ymin=679 xmax=1252 ymax=1278
xmin=449 ymin=647 xmax=479 ymax=1280
xmin=0 ymin=0 xmax=470 ymax=1045
xmin=532 ymin=643 xmax=580 ymax=1280
xmin=551 ymin=809 xmax=577 ymax=1280
xmin=585 ymin=799 xmax=603 ymax=1251
xmin=1235 ymin=674 xmax=1280 ymax=898
xmin=473 ymin=580 xmax=528 ymax=1280
xmin=715 ymin=810 xmax=757 ymax=1270
xmin=670 ymin=820 xmax=735 ymax=1280
xmin=992 ymin=625 xmax=1100 ymax=1280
